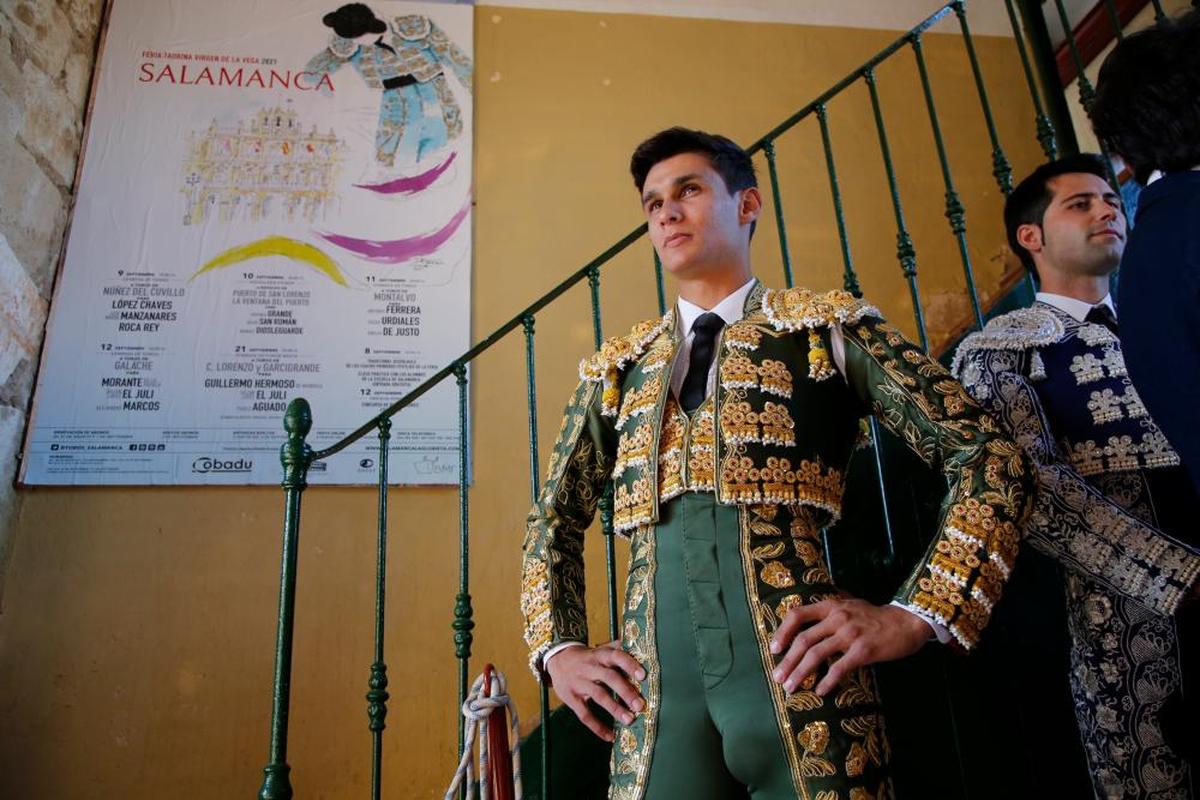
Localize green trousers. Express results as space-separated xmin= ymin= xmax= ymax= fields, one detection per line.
xmin=610 ymin=492 xmax=894 ymax=800
xmin=641 ymin=492 xmax=793 ymax=799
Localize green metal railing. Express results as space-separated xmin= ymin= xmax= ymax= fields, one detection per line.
xmin=251 ymin=0 xmax=1158 ymax=796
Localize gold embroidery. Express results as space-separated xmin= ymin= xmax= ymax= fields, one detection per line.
xmin=738 ymin=508 xmax=809 ymax=798
xmin=760 ymin=401 xmax=797 ymax=446
xmin=519 ymin=558 xmax=552 ymax=665
xmin=616 ymin=375 xmax=663 ymax=430
xmin=762 ymin=287 xmax=879 ymax=331
xmin=846 ymin=742 xmax=867 ymax=778
xmin=719 ymin=452 xmax=845 ymax=516
xmin=933 ymin=379 xmax=972 ymax=416
xmin=639 ymin=342 xmax=673 ymax=374
xmin=614 ymin=476 xmax=654 ymax=532
xmin=723 ymin=322 xmax=763 ymax=351
xmin=613 ymin=419 xmax=653 ymax=479
xmin=685 ymin=404 xmax=717 ymax=492
xmin=834 ymin=669 xmax=879 ymax=709
xmin=579 ymin=312 xmax=673 ymax=416
xmin=798 ymin=721 xmax=830 ymax=755
xmin=760 ymin=561 xmax=796 ymax=589
xmin=808 ymin=328 xmax=836 ymax=381
xmin=775 ymin=593 xmax=803 ymax=617
xmin=721 ymin=400 xmax=760 ymax=444
xmin=720 ymin=350 xmax=759 ymax=390
xmin=609 ymin=527 xmax=661 ymax=800
xmin=758 ymin=358 xmax=793 ymax=399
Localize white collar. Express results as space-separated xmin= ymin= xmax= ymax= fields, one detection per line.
xmin=677 ymin=278 xmax=757 ymax=336
xmin=1036 ymin=291 xmax=1116 ymax=323
xmin=1144 ymin=165 xmax=1200 ymax=186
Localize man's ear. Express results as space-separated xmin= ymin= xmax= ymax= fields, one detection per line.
xmin=1016 ymin=222 xmax=1043 ymax=255
xmin=739 ymin=187 xmax=763 ymax=224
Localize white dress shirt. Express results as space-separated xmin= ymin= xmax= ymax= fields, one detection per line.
xmin=1036 ymin=291 xmax=1116 ymax=323
xmin=672 ymin=278 xmax=849 ymax=399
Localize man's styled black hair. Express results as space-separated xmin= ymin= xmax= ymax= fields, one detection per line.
xmin=322 ymin=3 xmax=387 ymax=39
xmin=630 ymin=127 xmax=757 ymax=195
xmin=1004 ymin=154 xmax=1110 ymax=277
xmin=1090 ymin=10 xmax=1200 ymax=185
xmin=630 ymin=127 xmax=758 ymax=236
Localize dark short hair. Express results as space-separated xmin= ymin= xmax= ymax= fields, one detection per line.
xmin=1090 ymin=10 xmax=1200 ymax=185
xmin=630 ymin=127 xmax=758 ymax=236
xmin=1004 ymin=154 xmax=1110 ymax=277
xmin=630 ymin=127 xmax=757 ymax=194
xmin=322 ymin=3 xmax=387 ymax=39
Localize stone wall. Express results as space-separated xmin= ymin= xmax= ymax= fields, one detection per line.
xmin=0 ymin=0 xmax=106 ymax=601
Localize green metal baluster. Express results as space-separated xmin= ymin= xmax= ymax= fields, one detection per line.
xmin=587 ymin=265 xmax=604 ymax=357
xmin=952 ymin=0 xmax=1013 ymax=195
xmin=864 ymin=67 xmax=929 ymax=350
xmin=1101 ymin=0 xmax=1125 ymax=41
xmin=1052 ymin=0 xmax=1097 ymax=113
xmin=451 ymin=366 xmax=474 ymax=777
xmin=815 ymin=102 xmax=896 ymax=565
xmin=587 ymin=266 xmax=620 ymax=641
xmin=653 ymin=251 xmax=666 ymax=316
xmin=816 ymin=105 xmax=860 ymax=298
xmin=1149 ymin=0 xmax=1166 ymax=22
xmin=367 ymin=419 xmax=391 ymax=800
xmin=522 ymin=315 xmax=553 ymax=800
xmin=911 ymin=31 xmax=984 ymax=331
xmin=762 ymin=140 xmax=796 ymax=289
xmin=258 ymin=398 xmax=314 ymax=800
xmin=1003 ymin=0 xmax=1058 ymax=159
xmin=1052 ymin=0 xmax=1121 ymax=189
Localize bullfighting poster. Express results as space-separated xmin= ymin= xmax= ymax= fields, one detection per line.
xmin=20 ymin=0 xmax=474 ymax=485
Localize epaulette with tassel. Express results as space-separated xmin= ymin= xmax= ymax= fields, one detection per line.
xmin=762 ymin=288 xmax=880 ymax=381
xmin=950 ymin=306 xmax=1064 ymax=381
xmin=579 ymin=311 xmax=673 ymax=416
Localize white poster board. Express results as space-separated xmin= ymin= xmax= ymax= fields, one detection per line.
xmin=21 ymin=0 xmax=473 ymax=485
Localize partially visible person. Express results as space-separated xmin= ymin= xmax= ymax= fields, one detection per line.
xmin=1089 ymin=9 xmax=1200 ymax=494
xmin=954 ymin=154 xmax=1200 ymax=799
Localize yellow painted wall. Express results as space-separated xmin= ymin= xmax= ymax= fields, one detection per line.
xmin=0 ymin=6 xmax=1046 ymax=798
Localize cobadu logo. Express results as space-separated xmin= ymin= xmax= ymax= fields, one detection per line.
xmin=359 ymin=458 xmax=374 ymax=469
xmin=192 ymin=456 xmax=253 ymax=474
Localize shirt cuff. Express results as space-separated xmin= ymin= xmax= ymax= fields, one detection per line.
xmin=890 ymin=600 xmax=952 ymax=645
xmin=542 ymin=640 xmax=586 ymax=669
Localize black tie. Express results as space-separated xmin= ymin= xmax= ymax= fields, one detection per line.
xmin=1085 ymin=304 xmax=1119 ymax=334
xmin=681 ymin=312 xmax=725 ymax=413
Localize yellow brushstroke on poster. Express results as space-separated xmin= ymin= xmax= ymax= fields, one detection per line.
xmin=190 ymin=236 xmax=349 ymax=286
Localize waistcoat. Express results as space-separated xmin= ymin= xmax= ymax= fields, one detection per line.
xmin=581 ymin=285 xmax=872 ymax=535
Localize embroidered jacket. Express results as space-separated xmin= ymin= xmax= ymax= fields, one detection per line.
xmin=953 ymin=300 xmax=1200 ymax=799
xmin=953 ymin=301 xmax=1200 ymax=615
xmin=521 ymin=285 xmax=1035 ymax=672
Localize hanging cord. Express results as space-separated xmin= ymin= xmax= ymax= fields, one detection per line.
xmin=445 ymin=665 xmax=523 ymax=800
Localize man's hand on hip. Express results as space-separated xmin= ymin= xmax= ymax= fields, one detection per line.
xmin=768 ymin=598 xmax=930 ymax=696
xmin=545 ymin=640 xmax=646 ymax=742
